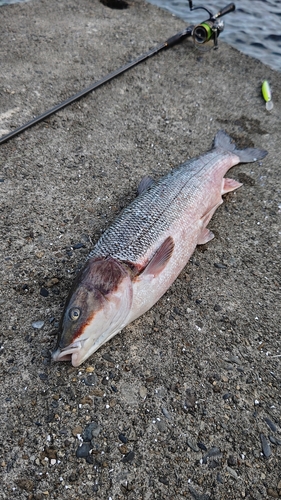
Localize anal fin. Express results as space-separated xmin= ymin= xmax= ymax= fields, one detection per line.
xmin=198 ymin=228 xmax=214 ymax=245
xmin=201 ymin=201 xmax=222 ymax=228
xmin=142 ymin=236 xmax=174 ymax=278
xmin=222 ymin=177 xmax=243 ymax=195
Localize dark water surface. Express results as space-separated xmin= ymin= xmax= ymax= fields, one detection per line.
xmin=1 ymin=0 xmax=281 ymax=72
xmin=148 ymin=0 xmax=281 ymax=72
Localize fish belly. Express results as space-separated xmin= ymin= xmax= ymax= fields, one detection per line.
xmin=126 ymin=181 xmax=225 ymax=324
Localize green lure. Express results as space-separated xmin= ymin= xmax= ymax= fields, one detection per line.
xmin=262 ymin=80 xmax=273 ymax=111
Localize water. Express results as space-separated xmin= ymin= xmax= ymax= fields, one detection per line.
xmin=0 ymin=0 xmax=31 ymax=4
xmin=147 ymin=0 xmax=281 ymax=72
xmin=1 ymin=0 xmax=280 ymax=72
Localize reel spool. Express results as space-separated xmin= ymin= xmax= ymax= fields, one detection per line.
xmin=192 ymin=18 xmax=224 ymax=51
xmin=188 ymin=1 xmax=235 ymax=51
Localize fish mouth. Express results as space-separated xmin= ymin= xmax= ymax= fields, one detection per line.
xmin=52 ymin=339 xmax=87 ymax=367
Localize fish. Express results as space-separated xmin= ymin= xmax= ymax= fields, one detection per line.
xmin=52 ymin=130 xmax=267 ymax=366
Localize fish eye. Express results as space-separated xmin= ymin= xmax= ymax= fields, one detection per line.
xmin=69 ymin=307 xmax=81 ymax=321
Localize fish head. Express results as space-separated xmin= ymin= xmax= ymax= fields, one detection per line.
xmin=52 ymin=257 xmax=133 ymax=367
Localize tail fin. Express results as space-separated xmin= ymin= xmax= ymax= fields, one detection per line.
xmin=214 ymin=130 xmax=268 ymax=163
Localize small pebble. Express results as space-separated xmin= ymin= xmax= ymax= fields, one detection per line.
xmin=44 ymin=447 xmax=57 ymax=460
xmin=76 ymin=442 xmax=92 ymax=459
xmin=32 ymin=320 xmax=44 ymax=329
xmin=139 ymin=386 xmax=147 ymax=399
xmin=80 ymin=396 xmax=93 ymax=405
xmin=68 ymin=472 xmax=78 ymax=482
xmin=264 ymin=417 xmax=277 ymax=432
xmin=73 ymin=242 xmax=86 ymax=249
xmin=90 ymin=389 xmax=104 ymax=397
xmin=82 ymin=421 xmax=100 ymax=441
xmin=35 ymin=250 xmax=45 ymax=258
xmin=16 ymin=479 xmax=34 ymax=492
xmin=118 ymin=433 xmax=128 ymax=444
xmin=227 ymin=455 xmax=237 ymax=467
xmin=188 ymin=485 xmax=210 ymax=500
xmin=72 ymin=426 xmax=83 ymax=437
xmin=205 ymin=447 xmax=221 ymax=458
xmin=223 ymin=393 xmax=232 ymax=400
xmin=122 ymin=450 xmax=135 ymax=463
xmin=267 ymin=489 xmax=279 ymax=498
xmin=214 ymin=262 xmax=227 ymax=269
xmin=214 ymin=304 xmax=222 ymax=311
xmin=216 ymin=472 xmax=223 ymax=484
xmin=197 ymin=442 xmax=207 ymax=451
xmin=40 ymin=287 xmax=49 ymax=297
xmin=269 ymin=435 xmax=281 ymax=446
xmin=208 ymin=459 xmax=221 ymax=469
xmin=119 ymin=444 xmax=128 ymax=455
xmin=260 ymin=433 xmax=271 ymax=458
xmin=102 ymin=353 xmax=115 ymax=363
xmin=45 ymin=277 xmax=59 ymax=287
xmin=156 ymin=420 xmax=167 ymax=433
xmin=159 ymin=476 xmax=169 ymax=485
xmin=187 ymin=438 xmax=200 ymax=452
xmin=162 ymin=407 xmax=172 ymax=420
xmin=225 ymin=355 xmax=241 ymax=365
xmin=202 ymin=447 xmax=221 ymax=465
xmin=82 ymin=374 xmax=97 ymax=386
xmin=226 ymin=466 xmax=238 ymax=480
xmin=185 ymin=388 xmax=196 ymax=408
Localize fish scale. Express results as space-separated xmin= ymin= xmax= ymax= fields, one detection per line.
xmin=89 ymin=150 xmax=230 ymax=264
xmin=53 ymin=131 xmax=267 ymax=366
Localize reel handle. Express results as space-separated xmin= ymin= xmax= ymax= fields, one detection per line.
xmin=214 ymin=3 xmax=235 ymax=19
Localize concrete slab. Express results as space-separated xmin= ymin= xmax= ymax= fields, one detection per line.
xmin=0 ymin=0 xmax=280 ymax=498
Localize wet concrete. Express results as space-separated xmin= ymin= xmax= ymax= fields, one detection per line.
xmin=0 ymin=0 xmax=280 ymax=498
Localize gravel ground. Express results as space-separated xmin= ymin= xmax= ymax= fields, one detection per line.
xmin=0 ymin=0 xmax=280 ymax=499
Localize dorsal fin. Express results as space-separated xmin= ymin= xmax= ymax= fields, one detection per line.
xmin=141 ymin=236 xmax=174 ymax=278
xmin=137 ymin=175 xmax=155 ymax=196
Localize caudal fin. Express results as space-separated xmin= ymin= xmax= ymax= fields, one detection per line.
xmin=214 ymin=130 xmax=268 ymax=163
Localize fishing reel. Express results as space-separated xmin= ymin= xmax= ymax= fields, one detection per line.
xmin=189 ymin=1 xmax=235 ymax=50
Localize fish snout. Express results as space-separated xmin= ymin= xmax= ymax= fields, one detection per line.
xmin=52 ymin=339 xmax=87 ymax=366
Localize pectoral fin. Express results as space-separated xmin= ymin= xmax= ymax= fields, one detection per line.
xmin=142 ymin=236 xmax=174 ymax=278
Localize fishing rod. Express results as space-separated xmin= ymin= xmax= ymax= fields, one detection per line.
xmin=0 ymin=1 xmax=235 ymax=145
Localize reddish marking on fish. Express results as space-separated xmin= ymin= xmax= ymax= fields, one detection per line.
xmin=72 ymin=310 xmax=97 ymax=342
xmin=83 ymin=257 xmax=127 ymax=295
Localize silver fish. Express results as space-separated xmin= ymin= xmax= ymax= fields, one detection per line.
xmin=52 ymin=131 xmax=267 ymax=366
